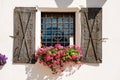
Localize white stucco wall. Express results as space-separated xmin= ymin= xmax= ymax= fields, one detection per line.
xmin=0 ymin=0 xmax=120 ymax=80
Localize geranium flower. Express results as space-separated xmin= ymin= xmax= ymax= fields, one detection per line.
xmin=72 ymin=55 xmax=78 ymax=60
xmin=55 ymin=44 xmax=64 ymax=49
xmin=36 ymin=44 xmax=83 ymax=74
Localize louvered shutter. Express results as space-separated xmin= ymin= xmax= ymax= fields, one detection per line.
xmin=13 ymin=7 xmax=37 ymax=63
xmin=81 ymin=8 xmax=102 ymax=63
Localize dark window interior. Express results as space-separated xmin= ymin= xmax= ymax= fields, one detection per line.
xmin=41 ymin=12 xmax=75 ymax=46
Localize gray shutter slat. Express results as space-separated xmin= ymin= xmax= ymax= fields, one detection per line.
xmin=14 ymin=7 xmax=37 ymax=12
xmin=81 ymin=8 xmax=102 ymax=63
xmin=13 ymin=7 xmax=36 ymax=63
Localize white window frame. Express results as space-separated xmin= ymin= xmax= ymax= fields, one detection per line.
xmin=35 ymin=7 xmax=81 ymax=49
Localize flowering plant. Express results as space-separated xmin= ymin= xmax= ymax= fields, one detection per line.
xmin=0 ymin=53 xmax=7 ymax=66
xmin=36 ymin=44 xmax=83 ymax=74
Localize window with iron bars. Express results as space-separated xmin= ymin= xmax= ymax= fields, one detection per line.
xmin=41 ymin=12 xmax=75 ymax=46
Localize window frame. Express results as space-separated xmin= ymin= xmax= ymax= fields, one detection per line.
xmin=41 ymin=12 xmax=75 ymax=46
xmin=35 ymin=8 xmax=81 ymax=49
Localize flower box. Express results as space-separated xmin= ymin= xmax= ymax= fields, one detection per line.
xmin=36 ymin=44 xmax=83 ymax=74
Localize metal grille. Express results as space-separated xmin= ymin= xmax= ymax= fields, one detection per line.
xmin=41 ymin=12 xmax=75 ymax=46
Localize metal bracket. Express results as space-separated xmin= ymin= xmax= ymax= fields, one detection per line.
xmin=99 ymin=38 xmax=108 ymax=42
xmin=9 ymin=35 xmax=16 ymax=38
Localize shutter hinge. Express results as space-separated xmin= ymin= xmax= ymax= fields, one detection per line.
xmin=99 ymin=38 xmax=108 ymax=42
xmin=9 ymin=35 xmax=16 ymax=38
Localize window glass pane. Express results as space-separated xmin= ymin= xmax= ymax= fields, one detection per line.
xmin=70 ymin=30 xmax=73 ymax=35
xmin=42 ymin=35 xmax=47 ymax=43
xmin=69 ymin=17 xmax=73 ymax=23
xmin=41 ymin=17 xmax=45 ymax=23
xmin=64 ymin=24 xmax=69 ymax=28
xmin=46 ymin=36 xmax=52 ymax=42
xmin=58 ymin=23 xmax=63 ymax=30
xmin=52 ymin=24 xmax=57 ymax=30
xmin=63 ymin=17 xmax=68 ymax=23
xmin=41 ymin=31 xmax=46 ymax=35
xmin=70 ymin=24 xmax=73 ymax=28
xmin=46 ymin=23 xmax=51 ymax=29
xmin=58 ymin=17 xmax=62 ymax=23
xmin=64 ymin=31 xmax=68 ymax=35
xmin=41 ymin=24 xmax=46 ymax=29
xmin=41 ymin=13 xmax=75 ymax=46
xmin=46 ymin=17 xmax=51 ymax=23
xmin=46 ymin=30 xmax=52 ymax=35
xmin=42 ymin=36 xmax=46 ymax=41
xmin=52 ymin=17 xmax=57 ymax=23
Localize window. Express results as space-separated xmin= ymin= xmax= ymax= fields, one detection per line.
xmin=35 ymin=8 xmax=102 ymax=63
xmin=41 ymin=12 xmax=75 ymax=46
xmin=13 ymin=7 xmax=102 ymax=63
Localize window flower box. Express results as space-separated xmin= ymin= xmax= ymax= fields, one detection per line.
xmin=36 ymin=44 xmax=83 ymax=74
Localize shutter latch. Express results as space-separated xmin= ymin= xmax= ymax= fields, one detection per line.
xmin=9 ymin=35 xmax=16 ymax=38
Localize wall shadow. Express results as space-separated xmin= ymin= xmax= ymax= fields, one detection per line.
xmin=55 ymin=0 xmax=73 ymax=8
xmin=63 ymin=63 xmax=82 ymax=77
xmin=25 ymin=62 xmax=82 ymax=80
xmin=0 ymin=66 xmax=3 ymax=70
xmin=85 ymin=63 xmax=100 ymax=67
xmin=86 ymin=0 xmax=107 ymax=7
xmin=25 ymin=62 xmax=59 ymax=80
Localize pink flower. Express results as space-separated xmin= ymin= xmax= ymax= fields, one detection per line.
xmin=35 ymin=55 xmax=39 ymax=58
xmin=46 ymin=46 xmax=54 ymax=50
xmin=48 ymin=64 xmax=52 ymax=68
xmin=52 ymin=54 xmax=56 ymax=57
xmin=45 ymin=54 xmax=52 ymax=61
xmin=38 ymin=48 xmax=47 ymax=54
xmin=52 ymin=61 xmax=58 ymax=67
xmin=57 ymin=50 xmax=63 ymax=56
xmin=61 ymin=68 xmax=65 ymax=72
xmin=56 ymin=54 xmax=60 ymax=58
xmin=36 ymin=44 xmax=83 ymax=74
xmin=76 ymin=45 xmax=82 ymax=54
xmin=55 ymin=44 xmax=63 ymax=49
xmin=72 ymin=55 xmax=78 ymax=60
xmin=56 ymin=60 xmax=60 ymax=64
xmin=61 ymin=63 xmax=64 ymax=67
xmin=55 ymin=44 xmax=61 ymax=47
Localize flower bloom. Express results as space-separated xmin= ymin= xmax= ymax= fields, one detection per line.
xmin=72 ymin=55 xmax=78 ymax=60
xmin=55 ymin=44 xmax=64 ymax=49
xmin=0 ymin=53 xmax=7 ymax=65
xmin=35 ymin=55 xmax=39 ymax=58
xmin=36 ymin=44 xmax=83 ymax=74
xmin=61 ymin=68 xmax=65 ymax=72
xmin=45 ymin=54 xmax=52 ymax=61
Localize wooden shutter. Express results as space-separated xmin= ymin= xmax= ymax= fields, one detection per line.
xmin=13 ymin=7 xmax=37 ymax=63
xmin=81 ymin=8 xmax=102 ymax=63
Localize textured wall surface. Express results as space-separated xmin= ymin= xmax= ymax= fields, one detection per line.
xmin=0 ymin=0 xmax=120 ymax=80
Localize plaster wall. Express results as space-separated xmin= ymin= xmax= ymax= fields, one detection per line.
xmin=0 ymin=0 xmax=120 ymax=80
